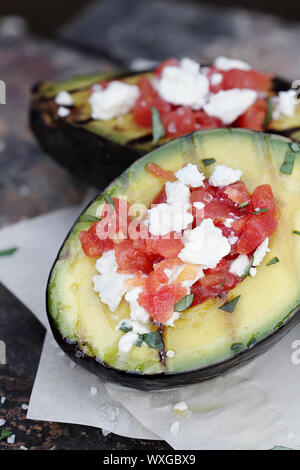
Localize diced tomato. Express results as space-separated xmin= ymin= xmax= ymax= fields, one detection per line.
xmin=146 ymin=162 xmax=176 ymax=180
xmin=162 ymin=107 xmax=196 ymax=137
xmin=224 ymin=181 xmax=250 ymax=205
xmin=155 ymin=58 xmax=179 ymax=78
xmin=204 ymin=199 xmax=236 ymax=221
xmin=139 ymin=283 xmax=186 ymax=323
xmin=95 ymin=197 xmax=130 ymax=241
xmin=137 ymin=75 xmax=156 ymax=98
xmin=251 ymin=184 xmax=276 ymax=214
xmin=237 ymin=212 xmax=278 ymax=254
xmin=191 ymin=185 xmax=215 ymax=205
xmin=201 ymin=271 xmax=227 ymax=288
xmin=236 ymin=99 xmax=268 ymax=131
xmin=222 ymin=69 xmax=273 ymax=92
xmin=133 ymin=97 xmax=153 ymax=127
xmin=232 ymin=215 xmax=252 ymax=233
xmin=114 ymin=239 xmax=154 ymax=274
xmin=152 ymin=188 xmax=167 ymax=204
xmin=151 ymin=96 xmax=172 ymax=115
xmin=79 ymin=222 xmax=114 ymax=258
xmin=194 ymin=110 xmax=223 ymax=129
xmin=147 ymin=234 xmax=184 ymax=259
xmin=204 ymin=258 xmax=227 ymax=275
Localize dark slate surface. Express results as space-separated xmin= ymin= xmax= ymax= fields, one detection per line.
xmin=60 ymin=0 xmax=300 ymax=78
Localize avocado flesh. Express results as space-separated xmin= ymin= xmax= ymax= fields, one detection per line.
xmin=47 ymin=129 xmax=300 ymax=386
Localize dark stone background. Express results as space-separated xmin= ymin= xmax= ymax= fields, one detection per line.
xmin=0 ymin=0 xmax=299 ymax=450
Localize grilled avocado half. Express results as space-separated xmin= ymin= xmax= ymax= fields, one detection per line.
xmin=47 ymin=128 xmax=300 ymax=390
xmin=31 ymin=69 xmax=300 ymax=188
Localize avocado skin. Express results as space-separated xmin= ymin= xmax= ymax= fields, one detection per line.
xmin=45 ymin=184 xmax=300 ymax=391
xmin=30 ymin=70 xmax=300 ymax=188
xmin=30 ymin=107 xmax=144 ymax=190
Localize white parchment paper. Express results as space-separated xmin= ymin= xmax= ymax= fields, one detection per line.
xmin=0 ymin=206 xmax=300 ymax=449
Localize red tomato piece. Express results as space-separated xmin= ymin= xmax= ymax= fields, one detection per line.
xmin=152 ymin=188 xmax=167 ymax=204
xmin=138 ymin=283 xmax=186 ymax=323
xmin=222 ymin=69 xmax=273 ymax=92
xmin=204 ymin=199 xmax=236 ymax=221
xmin=224 ymin=181 xmax=250 ymax=205
xmin=147 ymin=234 xmax=184 ymax=259
xmin=236 ymin=99 xmax=268 ymax=131
xmin=79 ymin=222 xmax=114 ymax=258
xmin=194 ymin=110 xmax=223 ymax=129
xmin=114 ymin=239 xmax=154 ymax=274
xmin=133 ymin=97 xmax=153 ymax=127
xmin=146 ymin=162 xmax=176 ymax=180
xmin=236 ymin=212 xmax=278 ymax=254
xmin=251 ymin=184 xmax=276 ymax=214
xmin=137 ymin=75 xmax=156 ymax=98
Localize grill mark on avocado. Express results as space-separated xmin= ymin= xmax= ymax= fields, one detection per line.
xmin=158 ymin=324 xmax=167 ymax=369
xmin=127 ymin=134 xmax=153 ymax=146
xmin=266 ymin=127 xmax=300 ymax=138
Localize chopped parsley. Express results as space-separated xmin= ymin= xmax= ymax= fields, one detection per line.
xmin=262 ymin=98 xmax=273 ymax=127
xmin=252 ymin=208 xmax=268 ymax=215
xmin=136 ymin=331 xmax=164 ymax=350
xmin=246 ymin=334 xmax=257 ymax=348
xmin=104 ymin=194 xmax=115 ymax=215
xmin=231 ymin=343 xmax=244 ymax=353
xmin=151 ymin=107 xmax=165 ymax=144
xmin=280 ymin=151 xmax=296 ymax=175
xmin=243 ymin=256 xmax=254 ymax=278
xmin=119 ymin=322 xmax=133 ymax=333
xmin=219 ymin=295 xmax=241 ymax=313
xmin=0 ymin=247 xmax=18 ymax=257
xmin=293 ymin=230 xmax=300 ymax=236
xmin=239 ymin=201 xmax=249 ymax=209
xmin=266 ymin=257 xmax=279 ymax=266
xmin=202 ymin=158 xmax=216 ymax=166
xmin=174 ymin=294 xmax=194 ymax=312
xmin=0 ymin=429 xmax=12 ymax=441
xmin=79 ymin=214 xmax=101 ymax=223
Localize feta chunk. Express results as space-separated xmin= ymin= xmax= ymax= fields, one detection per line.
xmin=166 ymin=350 xmax=175 ymax=358
xmin=210 ymin=72 xmax=223 ymax=86
xmin=209 ymin=165 xmax=242 ymax=187
xmin=158 ymin=64 xmax=209 ymax=109
xmin=272 ymin=90 xmax=297 ymax=119
xmin=224 ymin=218 xmax=234 ymax=228
xmin=88 ymin=81 xmax=140 ymax=120
xmin=228 ymin=234 xmax=238 ymax=245
xmin=214 ymin=56 xmax=251 ymax=71
xmin=170 ymin=421 xmax=180 ymax=434
xmin=193 ymin=201 xmax=205 ymax=210
xmin=175 ymin=164 xmax=205 ymax=187
xmin=125 ymin=287 xmax=150 ymax=323
xmin=93 ymin=250 xmax=132 ymax=312
xmin=204 ymin=89 xmax=258 ymax=125
xmin=253 ymin=237 xmax=270 ymax=267
xmin=250 ymin=267 xmax=257 ymax=277
xmin=180 ymin=57 xmax=200 ymax=75
xmin=165 ymin=181 xmax=191 ymax=206
xmin=229 ymin=254 xmax=249 ymax=277
xmin=118 ymin=331 xmax=139 ymax=354
xmin=55 ymin=90 xmax=74 ymax=106
xmin=146 ymin=203 xmax=193 ymax=236
xmin=179 ymin=218 xmax=231 ymax=268
xmin=57 ymin=106 xmax=70 ymax=118
xmin=174 ymin=401 xmax=188 ymax=412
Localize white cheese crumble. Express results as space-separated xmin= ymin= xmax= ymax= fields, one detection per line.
xmin=165 ymin=181 xmax=191 ymax=207
xmin=204 ymin=89 xmax=258 ymax=125
xmin=88 ymin=81 xmax=140 ymax=120
xmin=209 ymin=165 xmax=242 ymax=187
xmin=20 ymin=446 xmax=28 ymax=450
xmin=193 ymin=201 xmax=205 ymax=210
xmin=272 ymin=90 xmax=297 ymax=119
xmin=179 ymin=218 xmax=231 ymax=268
xmin=124 ymin=287 xmax=150 ymax=323
xmin=250 ymin=267 xmax=257 ymax=277
xmin=175 ymin=164 xmax=205 ymax=187
xmin=214 ymin=56 xmax=251 ymax=71
xmin=229 ymin=254 xmax=249 ymax=277
xmin=180 ymin=57 xmax=201 ymax=75
xmin=57 ymin=106 xmax=70 ymax=118
xmin=93 ymin=250 xmax=133 ymax=312
xmin=164 ymin=311 xmax=180 ymax=327
xmin=118 ymin=331 xmax=139 ymax=354
xmin=170 ymin=421 xmax=180 ymax=434
xmin=166 ymin=349 xmax=175 ymax=358
xmin=0 ymin=419 xmax=5 ymax=426
xmin=174 ymin=401 xmax=188 ymax=412
xmin=21 ymin=404 xmax=28 ymax=411
xmin=7 ymin=434 xmax=15 ymax=444
xmin=224 ymin=218 xmax=234 ymax=228
xmin=1 ymin=397 xmax=6 ymax=404
xmin=55 ymin=90 xmax=74 ymax=106
xmin=228 ymin=234 xmax=238 ymax=245
xmin=210 ymin=72 xmax=223 ymax=86
xmin=157 ymin=61 xmax=209 ymax=110
xmin=90 ymin=386 xmax=98 ymax=395
xmin=253 ymin=237 xmax=270 ymax=267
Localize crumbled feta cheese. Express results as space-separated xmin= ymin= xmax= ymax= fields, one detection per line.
xmin=210 ymin=72 xmax=223 ymax=86
xmin=116 ymin=318 xmax=150 ymax=335
xmin=146 ymin=203 xmax=193 ymax=236
xmin=1 ymin=397 xmax=6 ymax=404
xmin=180 ymin=57 xmax=200 ymax=75
xmin=7 ymin=434 xmax=15 ymax=444
xmin=193 ymin=201 xmax=205 ymax=210
xmin=0 ymin=419 xmax=5 ymax=426
xmin=228 ymin=235 xmax=238 ymax=245
xmin=179 ymin=218 xmax=231 ymax=268
xmin=93 ymin=250 xmax=133 ymax=312
xmin=125 ymin=287 xmax=150 ymax=323
xmin=204 ymin=89 xmax=257 ymax=125
xmin=164 ymin=311 xmax=180 ymax=327
xmin=209 ymin=165 xmax=242 ymax=187
xmin=174 ymin=401 xmax=188 ymax=412
xmin=170 ymin=421 xmax=180 ymax=434
xmin=224 ymin=218 xmax=234 ymax=228
xmin=166 ymin=349 xmax=175 ymax=358
xmin=55 ymin=90 xmax=74 ymax=106
xmin=250 ymin=267 xmax=257 ymax=277
xmin=165 ymin=181 xmax=191 ymax=206
xmin=21 ymin=404 xmax=28 ymax=411
xmin=118 ymin=331 xmax=139 ymax=354
xmin=272 ymin=90 xmax=297 ymax=119
xmin=214 ymin=56 xmax=251 ymax=71
xmin=175 ymin=164 xmax=205 ymax=187
xmin=20 ymin=446 xmax=28 ymax=450
xmin=229 ymin=254 xmax=249 ymax=277
xmin=57 ymin=106 xmax=70 ymax=118
xmin=158 ymin=64 xmax=209 ymax=109
xmin=88 ymin=81 xmax=140 ymax=120
xmin=253 ymin=237 xmax=270 ymax=267
xmin=90 ymin=386 xmax=98 ymax=395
